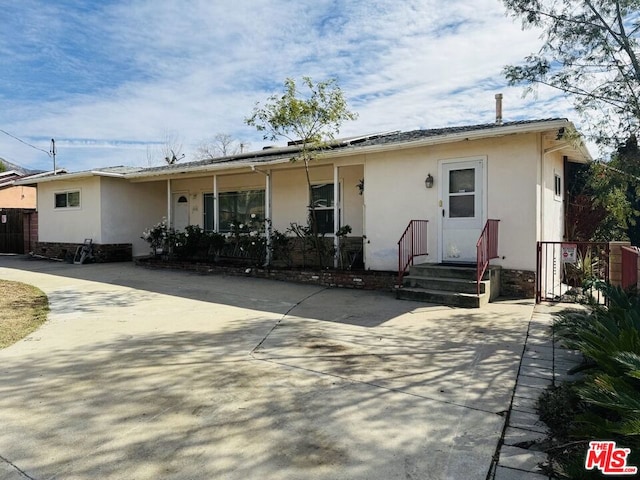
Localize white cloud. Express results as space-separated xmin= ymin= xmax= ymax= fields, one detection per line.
xmin=0 ymin=0 xmax=592 ymax=173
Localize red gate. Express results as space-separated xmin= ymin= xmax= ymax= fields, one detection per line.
xmin=536 ymin=241 xmax=610 ymax=304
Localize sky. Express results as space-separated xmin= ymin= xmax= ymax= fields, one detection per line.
xmin=0 ymin=0 xmax=581 ymax=173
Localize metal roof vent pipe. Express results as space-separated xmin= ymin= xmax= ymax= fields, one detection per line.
xmin=495 ymin=93 xmax=503 ymax=125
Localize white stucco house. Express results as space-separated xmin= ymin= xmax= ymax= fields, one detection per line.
xmin=17 ymin=117 xmax=591 ymax=302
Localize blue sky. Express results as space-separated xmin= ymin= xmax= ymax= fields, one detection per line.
xmin=0 ymin=0 xmax=579 ymax=172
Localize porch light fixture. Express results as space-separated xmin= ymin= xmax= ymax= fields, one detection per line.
xmin=425 ymin=174 xmax=434 ymax=189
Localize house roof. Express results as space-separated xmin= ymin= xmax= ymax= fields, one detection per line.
xmin=16 ymin=118 xmax=592 ymax=185
xmin=0 ymin=170 xmax=24 ymax=189
xmin=0 ymin=159 xmax=49 ymax=188
xmin=15 ymin=166 xmax=139 ymax=185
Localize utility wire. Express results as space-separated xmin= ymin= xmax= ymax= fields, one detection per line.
xmin=0 ymin=128 xmax=51 ymax=156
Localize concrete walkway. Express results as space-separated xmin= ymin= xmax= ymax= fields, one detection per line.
xmin=490 ymin=304 xmax=584 ymax=480
xmin=0 ymin=256 xmax=537 ymax=480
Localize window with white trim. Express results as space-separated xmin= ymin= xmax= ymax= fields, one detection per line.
xmin=203 ymin=193 xmax=215 ymax=231
xmin=554 ymin=171 xmax=562 ymax=200
xmin=218 ymin=189 xmax=265 ymax=232
xmin=310 ymin=183 xmax=338 ymax=234
xmin=55 ymin=191 xmax=80 ymax=209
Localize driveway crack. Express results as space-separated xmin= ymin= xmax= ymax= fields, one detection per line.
xmin=0 ymin=453 xmax=37 ymax=480
xmin=250 ymin=286 xmax=328 ymax=356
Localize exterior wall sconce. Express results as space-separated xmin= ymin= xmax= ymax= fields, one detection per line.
xmin=425 ymin=174 xmax=434 ymax=189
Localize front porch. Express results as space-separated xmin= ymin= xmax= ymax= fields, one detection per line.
xmin=135 ymin=161 xmax=366 ymax=268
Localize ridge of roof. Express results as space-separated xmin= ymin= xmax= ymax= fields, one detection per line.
xmin=134 ymin=118 xmax=568 ymax=176
xmin=352 ymin=118 xmax=567 ymax=147
xmin=16 ymin=118 xmax=577 ymax=184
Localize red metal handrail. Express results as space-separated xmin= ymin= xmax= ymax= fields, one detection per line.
xmin=397 ymin=220 xmax=428 ymax=286
xmin=476 ymin=219 xmax=500 ymax=295
xmin=621 ymin=245 xmax=639 ymax=290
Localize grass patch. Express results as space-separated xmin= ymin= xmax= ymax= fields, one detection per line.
xmin=0 ymin=280 xmax=49 ymax=348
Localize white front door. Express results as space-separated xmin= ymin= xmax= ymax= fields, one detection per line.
xmin=440 ymin=159 xmax=485 ymax=263
xmin=172 ymin=193 xmax=190 ymax=231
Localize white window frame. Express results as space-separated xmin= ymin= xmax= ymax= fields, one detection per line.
xmin=554 ymin=170 xmax=562 ymax=201
xmin=202 ymin=192 xmax=215 ymax=232
xmin=217 ymin=188 xmax=266 ymax=233
xmin=309 ymin=181 xmax=342 ymax=235
xmin=54 ymin=190 xmax=81 ymax=210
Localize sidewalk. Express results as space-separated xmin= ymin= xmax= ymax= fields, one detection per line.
xmin=490 ymin=303 xmax=584 ymax=479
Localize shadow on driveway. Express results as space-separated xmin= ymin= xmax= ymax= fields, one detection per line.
xmin=0 ymin=255 xmax=535 ymax=479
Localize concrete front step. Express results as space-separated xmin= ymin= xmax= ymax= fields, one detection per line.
xmin=409 ymin=263 xmax=489 ymax=281
xmin=403 ymin=275 xmax=488 ymax=294
xmin=396 ymin=287 xmax=489 ymax=308
xmin=399 ymin=263 xmax=501 ymax=308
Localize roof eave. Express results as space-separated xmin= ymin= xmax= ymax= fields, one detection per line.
xmin=126 ymin=156 xmax=295 ymax=180
xmin=14 ymin=169 xmax=125 ymax=186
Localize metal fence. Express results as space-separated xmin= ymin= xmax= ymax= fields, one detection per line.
xmin=536 ymin=241 xmax=610 ymax=304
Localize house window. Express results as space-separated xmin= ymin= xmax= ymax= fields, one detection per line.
xmin=218 ymin=189 xmax=265 ymax=232
xmin=310 ymin=183 xmax=337 ymax=234
xmin=203 ymin=193 xmax=215 ymax=231
xmin=554 ymin=172 xmax=562 ymax=200
xmin=54 ymin=191 xmax=80 ymax=209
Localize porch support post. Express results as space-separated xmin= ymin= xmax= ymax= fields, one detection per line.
xmin=166 ymin=179 xmax=171 ymax=228
xmin=213 ymin=175 xmax=219 ymax=233
xmin=334 ymin=165 xmax=339 ymax=268
xmin=265 ymin=170 xmax=272 ymax=266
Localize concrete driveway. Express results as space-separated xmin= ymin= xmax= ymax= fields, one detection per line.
xmin=0 ymin=256 xmax=534 ymax=480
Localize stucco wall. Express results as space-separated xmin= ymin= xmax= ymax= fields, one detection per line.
xmin=37 ymin=177 xmax=103 ymax=243
xmin=0 ymin=185 xmax=36 ymax=208
xmin=364 ymin=134 xmax=540 ymax=272
xmin=100 ymin=177 xmax=166 ymax=256
xmin=540 ymin=150 xmax=565 ymax=242
xmin=487 ymin=135 xmax=539 ymax=271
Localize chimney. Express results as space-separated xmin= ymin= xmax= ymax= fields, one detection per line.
xmin=495 ymin=93 xmax=503 ymax=125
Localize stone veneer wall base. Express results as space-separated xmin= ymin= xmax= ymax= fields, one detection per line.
xmin=35 ymin=242 xmax=132 ymax=263
xmin=500 ymin=268 xmax=536 ymax=298
xmin=137 ymin=257 xmax=396 ymax=291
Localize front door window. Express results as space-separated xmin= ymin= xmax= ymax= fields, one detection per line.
xmin=448 ymin=168 xmax=476 ymax=218
xmin=441 ymin=160 xmax=484 ymax=263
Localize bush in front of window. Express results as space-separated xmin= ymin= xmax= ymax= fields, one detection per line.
xmin=171 ymin=225 xmax=226 ymax=260
xmin=141 ymin=218 xmax=171 ymax=255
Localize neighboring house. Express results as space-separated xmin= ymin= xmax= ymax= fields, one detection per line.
xmin=16 ymin=117 xmax=591 ymax=300
xmin=0 ymin=160 xmax=43 ymax=253
xmin=0 ymin=169 xmax=37 ymax=209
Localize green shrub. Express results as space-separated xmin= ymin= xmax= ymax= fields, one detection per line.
xmin=546 ymin=282 xmax=640 ymax=478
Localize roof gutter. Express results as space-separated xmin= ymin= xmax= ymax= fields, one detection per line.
xmin=126 ymin=156 xmax=294 ymax=180
xmin=14 ymin=170 xmax=127 ymax=186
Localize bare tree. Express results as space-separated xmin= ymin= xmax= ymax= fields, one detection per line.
xmin=194 ymin=133 xmax=245 ymax=160
xmin=145 ymin=130 xmax=185 ymax=166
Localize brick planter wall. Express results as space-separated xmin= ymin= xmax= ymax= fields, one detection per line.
xmin=276 ymin=236 xmax=364 ymax=269
xmin=500 ymin=269 xmax=536 ymax=298
xmin=35 ymin=242 xmax=132 ymax=263
xmin=137 ymin=257 xmax=396 ymax=292
xmin=23 ymin=210 xmax=37 ymax=254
